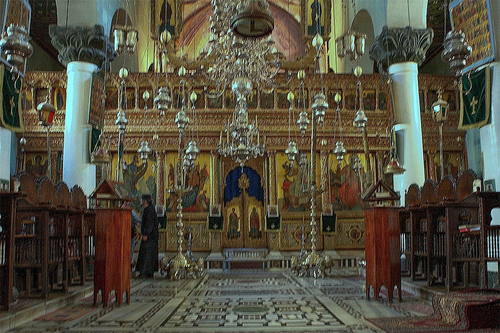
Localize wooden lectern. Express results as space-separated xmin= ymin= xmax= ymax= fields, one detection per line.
xmin=90 ymin=181 xmax=131 ymax=307
xmin=363 ymin=180 xmax=401 ymax=302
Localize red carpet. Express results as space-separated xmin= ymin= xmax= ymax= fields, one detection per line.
xmin=368 ymin=289 xmax=500 ymax=332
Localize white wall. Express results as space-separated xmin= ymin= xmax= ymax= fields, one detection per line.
xmin=0 ymin=128 xmax=12 ymax=182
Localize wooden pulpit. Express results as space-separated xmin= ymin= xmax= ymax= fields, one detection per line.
xmin=363 ymin=180 xmax=401 ymax=302
xmin=90 ymin=181 xmax=131 ymax=307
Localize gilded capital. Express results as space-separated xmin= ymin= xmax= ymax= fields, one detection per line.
xmin=49 ymin=25 xmax=115 ymax=68
xmin=369 ymin=26 xmax=434 ymax=72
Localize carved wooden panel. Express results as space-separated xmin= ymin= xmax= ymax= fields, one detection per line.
xmin=421 ymin=179 xmax=438 ymax=205
xmin=437 ymin=176 xmax=456 ymax=202
xmin=406 ymin=184 xmax=421 ymax=207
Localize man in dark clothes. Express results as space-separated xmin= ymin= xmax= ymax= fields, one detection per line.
xmin=136 ymin=194 xmax=159 ymax=278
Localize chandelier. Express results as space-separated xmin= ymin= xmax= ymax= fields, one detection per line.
xmin=200 ymin=0 xmax=281 ymax=90
xmin=217 ymin=77 xmax=264 ymax=167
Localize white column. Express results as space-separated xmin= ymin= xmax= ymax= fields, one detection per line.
xmin=63 ymin=61 xmax=98 ymax=195
xmin=389 ymin=62 xmax=425 ymax=204
xmin=0 ymin=127 xmax=13 ymax=183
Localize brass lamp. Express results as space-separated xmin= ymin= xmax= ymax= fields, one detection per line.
xmin=36 ymin=96 xmax=56 ymax=180
xmin=432 ymin=90 xmax=449 ymax=122
xmin=231 ymin=0 xmax=274 ymax=39
xmin=37 ymin=96 xmax=56 ymax=127
xmin=336 ymin=30 xmax=366 ymax=61
xmin=125 ymin=29 xmax=138 ymax=54
xmin=137 ymin=140 xmax=151 ymax=162
xmin=432 ymin=90 xmax=449 ymax=180
xmin=113 ymin=28 xmax=126 ymax=54
xmin=0 ymin=24 xmax=33 ymax=71
xmin=154 ymin=87 xmax=172 ymax=114
xmin=285 ymin=140 xmax=299 ymax=162
xmin=384 ymin=127 xmax=405 ymax=175
xmin=113 ymin=26 xmax=138 ymax=55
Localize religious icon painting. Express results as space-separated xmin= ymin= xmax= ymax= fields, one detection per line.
xmin=209 ymin=204 xmax=221 ymax=217
xmin=277 ymin=89 xmax=289 ymax=109
xmin=52 ymin=87 xmax=66 ymax=111
xmin=247 ymin=88 xmax=258 ymax=109
xmin=151 ymin=0 xmax=178 ymax=39
xmin=267 ymin=204 xmax=279 ymax=217
xmin=165 ymin=153 xmax=210 ymax=213
xmin=226 ymin=205 xmax=241 ymax=239
xmin=321 ymin=212 xmax=337 ymax=235
xmin=344 ymin=90 xmax=356 ymax=110
xmin=259 ymin=89 xmax=274 ymax=109
xmin=248 ymin=205 xmax=263 ymax=239
xmin=363 ymin=90 xmax=376 ymax=111
xmin=306 ymin=0 xmax=326 ymax=36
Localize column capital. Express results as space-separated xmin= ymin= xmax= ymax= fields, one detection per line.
xmin=369 ymin=26 xmax=434 ymax=72
xmin=49 ymin=25 xmax=115 ymax=68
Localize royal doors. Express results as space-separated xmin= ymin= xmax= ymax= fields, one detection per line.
xmin=222 ymin=163 xmax=267 ymax=249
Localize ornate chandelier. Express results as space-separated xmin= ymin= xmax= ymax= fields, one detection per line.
xmin=200 ymin=0 xmax=281 ymax=90
xmin=217 ymin=77 xmax=264 ymax=167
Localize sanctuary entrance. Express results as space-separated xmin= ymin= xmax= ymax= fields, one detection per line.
xmin=222 ymin=160 xmax=267 ymax=249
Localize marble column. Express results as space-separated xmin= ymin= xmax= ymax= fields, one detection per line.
xmin=370 ymin=26 xmax=433 ymax=204
xmin=50 ymin=25 xmax=114 ymax=195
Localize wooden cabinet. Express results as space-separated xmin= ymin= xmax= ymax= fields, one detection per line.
xmin=0 ymin=193 xmax=19 ymax=310
xmin=399 ymin=171 xmax=500 ymax=291
xmin=93 ymin=209 xmax=131 ymax=307
xmin=365 ymin=207 xmax=401 ymax=302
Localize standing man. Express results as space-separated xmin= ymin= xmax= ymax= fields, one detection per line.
xmin=136 ymin=194 xmax=159 ymax=278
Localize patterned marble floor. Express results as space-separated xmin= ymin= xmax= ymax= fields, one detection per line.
xmin=7 ymin=271 xmax=432 ymax=333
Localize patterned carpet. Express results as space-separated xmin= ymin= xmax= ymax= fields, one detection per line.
xmin=6 ymin=271 xmax=434 ymax=333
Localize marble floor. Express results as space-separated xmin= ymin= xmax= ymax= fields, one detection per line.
xmin=7 ymin=271 xmax=433 ymax=333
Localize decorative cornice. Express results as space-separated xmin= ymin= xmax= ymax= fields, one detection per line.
xmin=49 ymin=25 xmax=116 ymax=68
xmin=369 ymin=26 xmax=434 ymax=72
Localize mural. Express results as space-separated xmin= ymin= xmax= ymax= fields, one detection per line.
xmin=328 ymin=153 xmax=368 ymax=210
xmin=277 ymin=152 xmax=320 ymax=212
xmin=165 ymin=153 xmax=210 ymax=212
xmin=111 ymin=153 xmax=157 ymax=211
